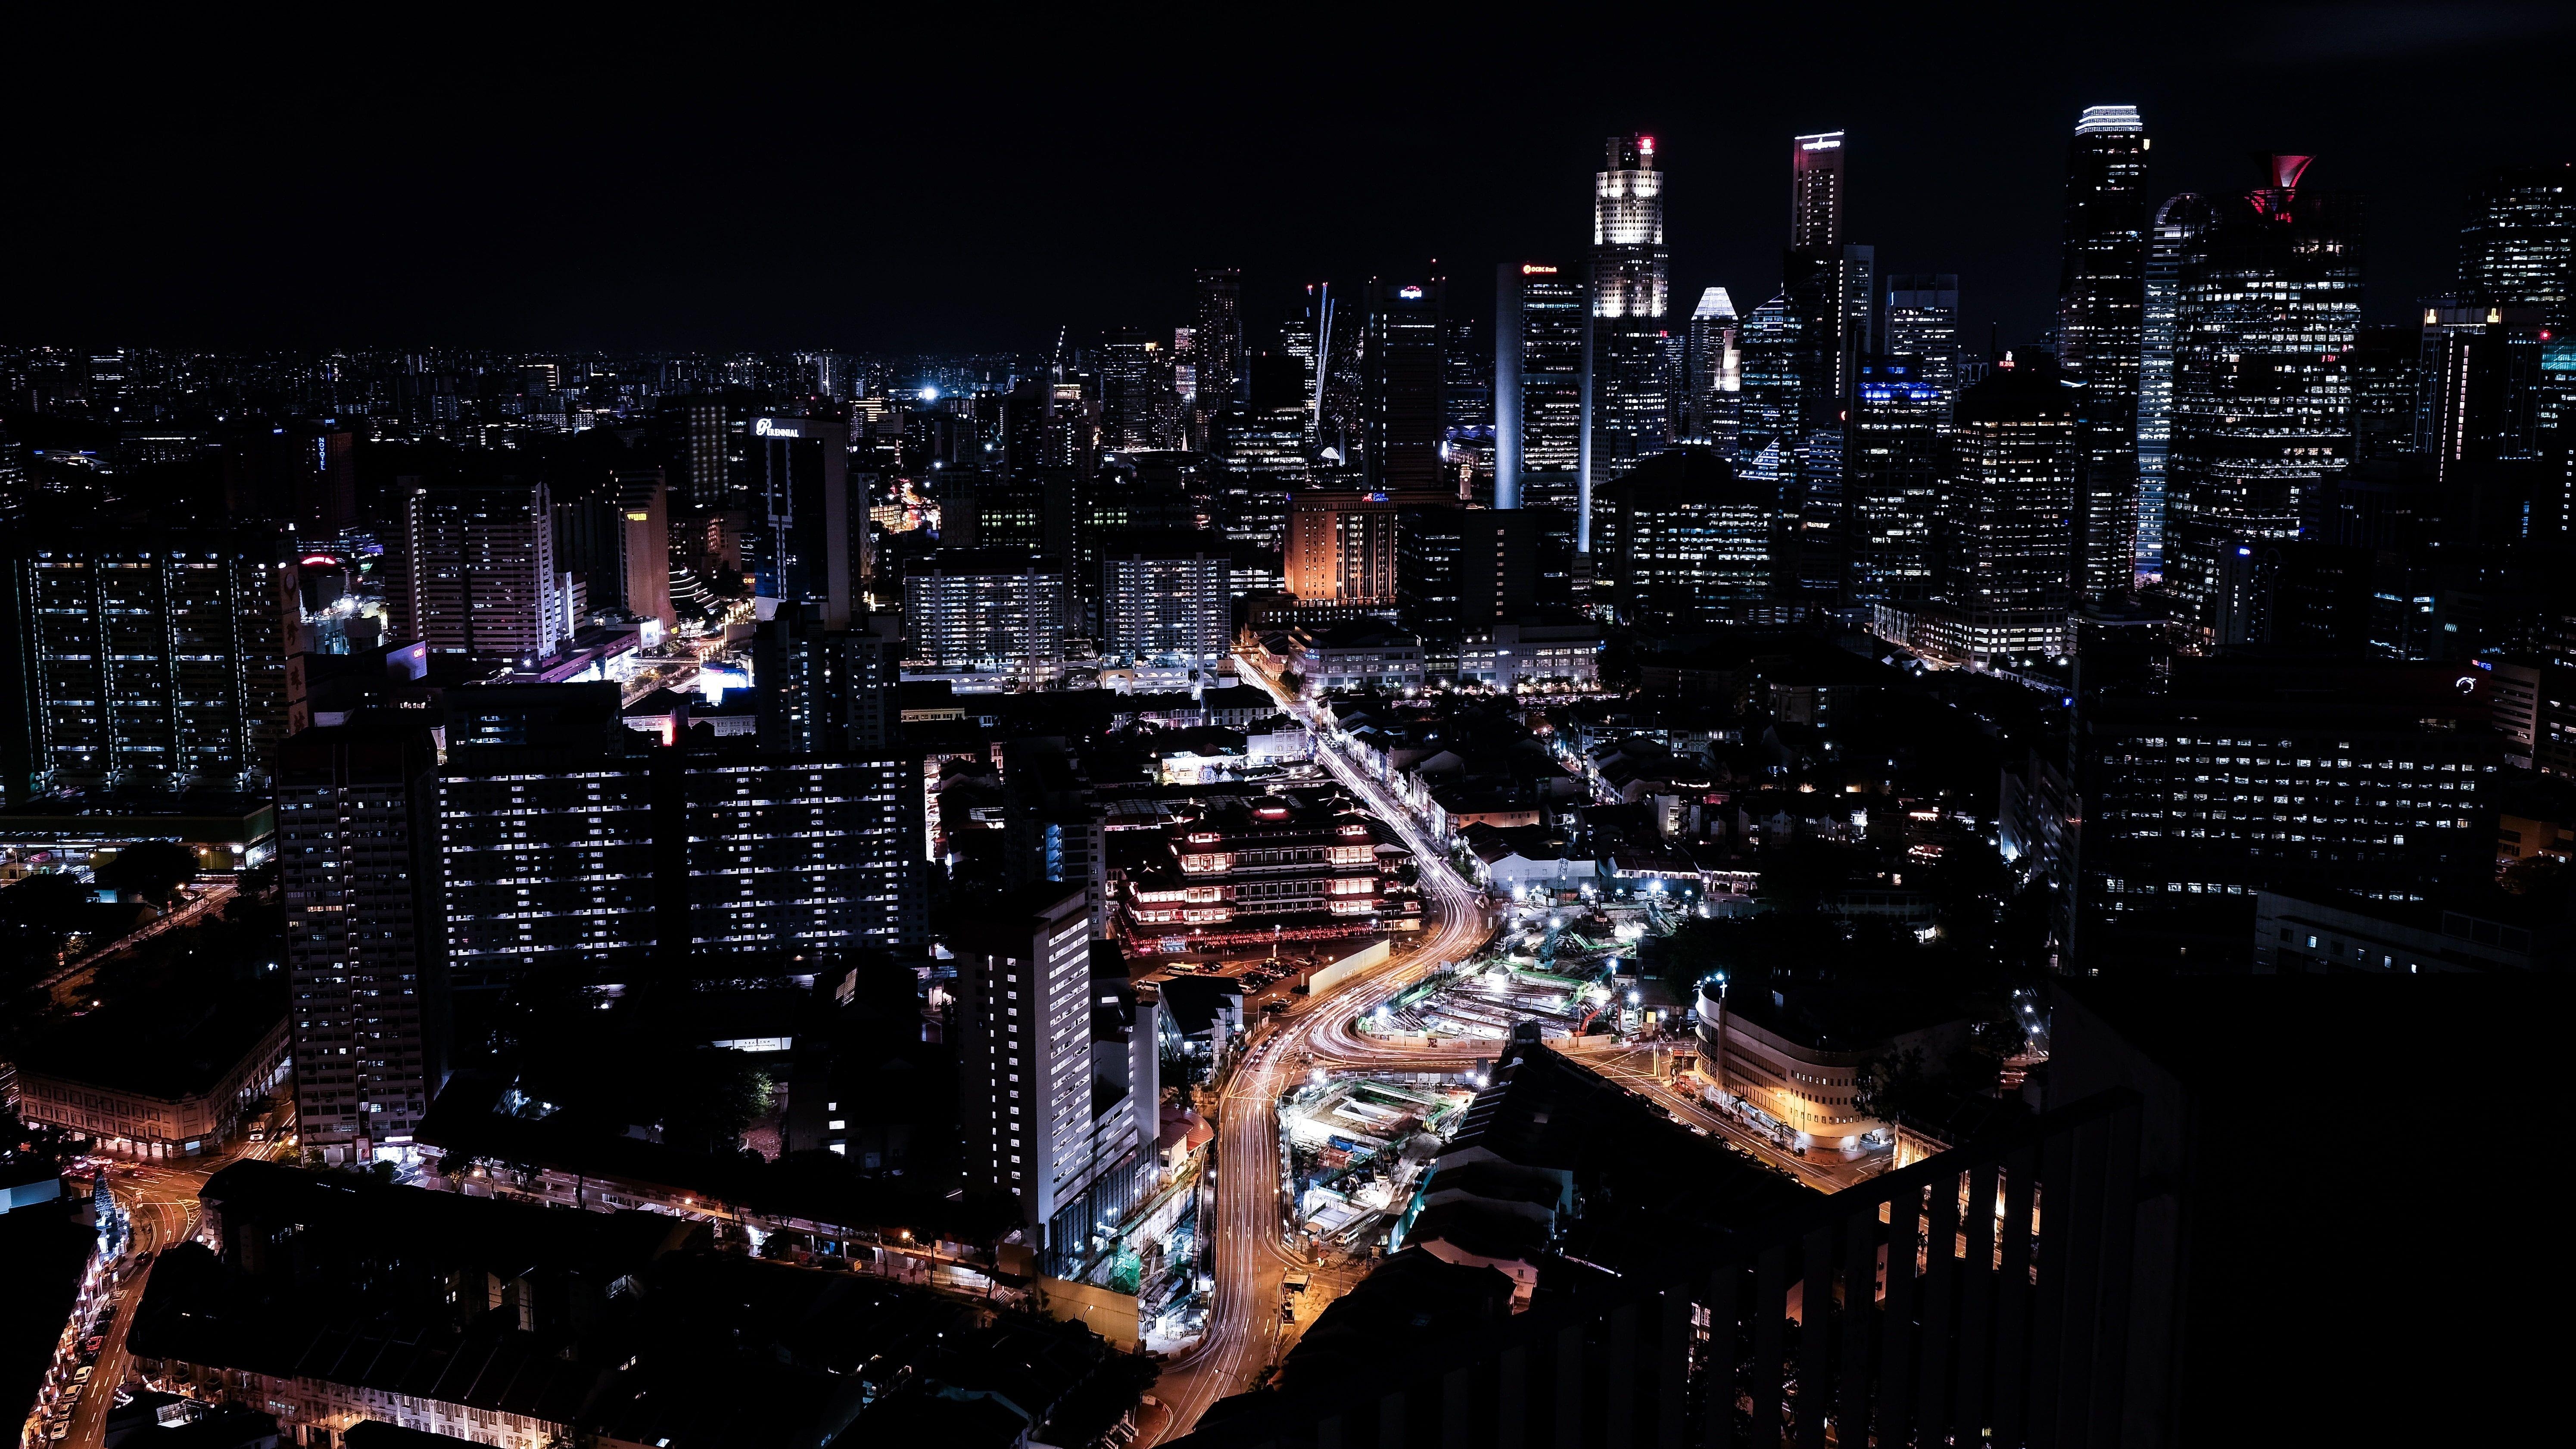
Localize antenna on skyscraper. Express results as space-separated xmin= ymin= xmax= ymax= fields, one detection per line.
xmin=1050 ymin=325 xmax=1067 ymax=382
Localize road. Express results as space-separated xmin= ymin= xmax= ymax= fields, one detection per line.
xmin=1144 ymin=660 xmax=1497 ymax=1443
xmin=40 ymin=884 xmax=237 ymax=1004
xmin=47 ymin=1132 xmax=295 ymax=1449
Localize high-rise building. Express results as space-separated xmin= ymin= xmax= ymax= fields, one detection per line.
xmin=2054 ymin=105 xmax=2152 ymax=602
xmin=1846 ymin=357 xmax=1947 ymax=601
xmin=1882 ymin=274 xmax=1962 ymax=406
xmin=2136 ymin=194 xmax=2211 ymax=580
xmin=2346 ymin=323 xmax=2424 ymax=464
xmin=654 ymin=396 xmax=735 ymax=508
xmin=1 ymin=525 xmax=292 ymax=801
xmin=280 ymin=721 xmax=446 ymax=1165
xmin=1363 ymin=275 xmax=1447 ymax=495
xmin=1737 ymin=291 xmax=1803 ymax=468
xmin=748 ymin=414 xmax=859 ymax=629
xmin=1099 ymin=327 xmax=1169 ymax=452
xmin=903 ymin=550 xmax=1070 ymax=685
xmin=1790 ymin=131 xmax=1846 ymax=252
xmin=436 ymin=746 xmax=927 ymax=996
xmin=1211 ymin=353 xmax=1311 ymax=548
xmin=1919 ymin=355 xmax=2080 ymax=667
xmin=1097 ymin=529 xmax=1231 ymax=667
xmin=951 ymin=884 xmax=1155 ymax=1272
xmin=2165 ymin=157 xmax=2362 ymax=648
xmin=1495 ymin=262 xmax=1585 ymax=511
xmin=2456 ymin=163 xmax=2573 ymax=327
xmin=1580 ymin=134 xmax=1672 ymax=550
xmin=398 ymin=481 xmax=567 ymax=663
xmin=1685 ymin=287 xmax=1741 ymax=452
xmin=2420 ymin=301 xmax=2550 ymax=527
xmin=1193 ymin=268 xmax=1244 ymax=411
xmin=1591 ymin=448 xmax=1794 ymax=631
xmin=1397 ymin=507 xmax=1536 ymax=658
xmin=753 ymin=611 xmax=902 ymax=755
xmin=552 ymin=470 xmax=674 ymax=629
xmin=1284 ymin=492 xmax=1402 ymax=606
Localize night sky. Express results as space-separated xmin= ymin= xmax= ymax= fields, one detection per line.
xmin=7 ymin=4 xmax=2570 ymax=358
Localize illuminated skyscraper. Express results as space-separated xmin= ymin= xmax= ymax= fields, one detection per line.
xmin=1193 ymin=268 xmax=1243 ymax=408
xmin=1579 ymin=134 xmax=1670 ymax=551
xmin=1924 ymin=355 xmax=2080 ymax=667
xmin=2166 ymin=157 xmax=2362 ymax=648
xmin=1685 ymin=287 xmax=1740 ymax=452
xmin=2054 ymin=105 xmax=2151 ymax=602
xmin=1363 ymin=275 xmax=1447 ymax=495
xmin=2136 ymin=194 xmax=2210 ymax=579
xmin=1882 ymin=275 xmax=1961 ymax=406
xmin=1790 ymin=131 xmax=1846 ymax=252
xmin=1495 ymin=262 xmax=1585 ymax=510
xmin=2456 ymin=163 xmax=2573 ymax=327
xmin=1847 ymin=357 xmax=1946 ymax=601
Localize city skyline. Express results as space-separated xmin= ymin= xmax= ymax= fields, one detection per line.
xmin=4 ymin=9 xmax=2570 ymax=353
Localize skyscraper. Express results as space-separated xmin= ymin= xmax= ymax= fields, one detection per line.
xmin=1846 ymin=357 xmax=1946 ymax=601
xmin=2456 ymin=163 xmax=2573 ymax=327
xmin=281 ymin=721 xmax=446 ymax=1165
xmin=952 ymin=884 xmax=1155 ymax=1272
xmin=903 ymin=551 xmax=1071 ymax=685
xmin=2136 ymin=194 xmax=2211 ymax=580
xmin=1097 ymin=530 xmax=1232 ymax=668
xmin=396 ymin=481 xmax=567 ymax=663
xmin=2 ymin=525 xmax=291 ymax=800
xmin=1363 ymin=275 xmax=1447 ymax=495
xmin=1193 ymin=268 xmax=1244 ymax=410
xmin=1685 ymin=287 xmax=1741 ymax=452
xmin=2053 ymin=105 xmax=2151 ymax=602
xmin=748 ymin=414 xmax=858 ymax=629
xmin=1495 ymin=262 xmax=1585 ymax=511
xmin=1790 ymin=131 xmax=1846 ymax=252
xmin=1924 ymin=356 xmax=2080 ymax=667
xmin=1579 ymin=134 xmax=1670 ymax=551
xmin=1099 ymin=327 xmax=1166 ymax=451
xmin=1882 ymin=274 xmax=1962 ymax=405
xmin=2166 ymin=157 xmax=2362 ymax=648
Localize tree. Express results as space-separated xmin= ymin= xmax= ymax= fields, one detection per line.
xmin=97 ymin=840 xmax=198 ymax=905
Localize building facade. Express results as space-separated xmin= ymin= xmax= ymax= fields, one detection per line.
xmin=902 ymin=551 xmax=1069 ymax=684
xmin=1495 ymin=262 xmax=1585 ymax=511
xmin=1580 ymin=134 xmax=1672 ymax=548
xmin=399 ymin=482 xmax=567 ymax=662
xmin=2054 ymin=105 xmax=2150 ymax=601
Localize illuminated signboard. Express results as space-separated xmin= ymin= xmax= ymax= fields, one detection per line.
xmin=1399 ymin=286 xmax=1424 ymax=300
xmin=1521 ymin=264 xmax=1558 ymax=275
xmin=753 ymin=418 xmax=803 ymax=438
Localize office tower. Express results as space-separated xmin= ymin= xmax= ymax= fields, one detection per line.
xmin=2136 ymin=194 xmax=2210 ymax=579
xmin=1922 ymin=355 xmax=2079 ymax=667
xmin=2054 ymin=105 xmax=2152 ymax=601
xmin=1442 ymin=315 xmax=1492 ymax=431
xmin=754 ymin=611 xmax=902 ymax=754
xmin=230 ymin=424 xmax=355 ymax=541
xmin=1098 ymin=327 xmax=1166 ymax=451
xmin=654 ymin=396 xmax=734 ymax=507
xmin=1363 ymin=275 xmax=1447 ymax=494
xmin=2166 ymin=157 xmax=2362 ymax=648
xmin=1281 ymin=285 xmax=1326 ymax=440
xmin=280 ymin=722 xmax=445 ymax=1165
xmin=2456 ymin=163 xmax=2573 ymax=326
xmin=1495 ymin=263 xmax=1585 ymax=511
xmin=398 ymin=481 xmax=567 ymax=662
xmin=1097 ymin=529 xmax=1231 ymax=667
xmin=999 ymin=736 xmax=1109 ymax=936
xmin=1194 ymin=268 xmax=1244 ymax=410
xmin=437 ymin=748 xmax=927 ymax=995
xmin=1882 ymin=275 xmax=1962 ymax=405
xmin=2072 ymin=658 xmax=2501 ymax=966
xmin=1846 ymin=357 xmax=1946 ymax=601
xmin=746 ymin=414 xmax=858 ymax=629
xmin=903 ymin=550 xmax=1069 ymax=684
xmin=952 ymin=883 xmax=1154 ymax=1269
xmin=1211 ymin=354 xmax=1311 ymax=548
xmin=552 ymin=471 xmax=675 ymax=629
xmin=1397 ymin=507 xmax=1536 ymax=657
xmin=1737 ymin=292 xmax=1802 ymax=466
xmin=2346 ymin=324 xmax=2424 ymax=464
xmin=0 ymin=526 xmax=290 ymax=801
xmin=2421 ymin=302 xmax=2550 ymax=528
xmin=1284 ymin=492 xmax=1402 ymax=605
xmin=1579 ymin=134 xmax=1672 ymax=546
xmin=1591 ymin=449 xmax=1791 ymax=631
xmin=1790 ymin=131 xmax=1845 ymax=252
xmin=1684 ymin=287 xmax=1741 ymax=452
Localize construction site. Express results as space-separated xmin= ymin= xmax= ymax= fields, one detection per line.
xmin=1354 ymin=902 xmax=1674 ymax=1047
xmin=1278 ymin=1075 xmax=1477 ymax=1256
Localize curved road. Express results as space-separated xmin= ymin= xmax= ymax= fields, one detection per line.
xmin=1146 ymin=663 xmax=1498 ymax=1442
